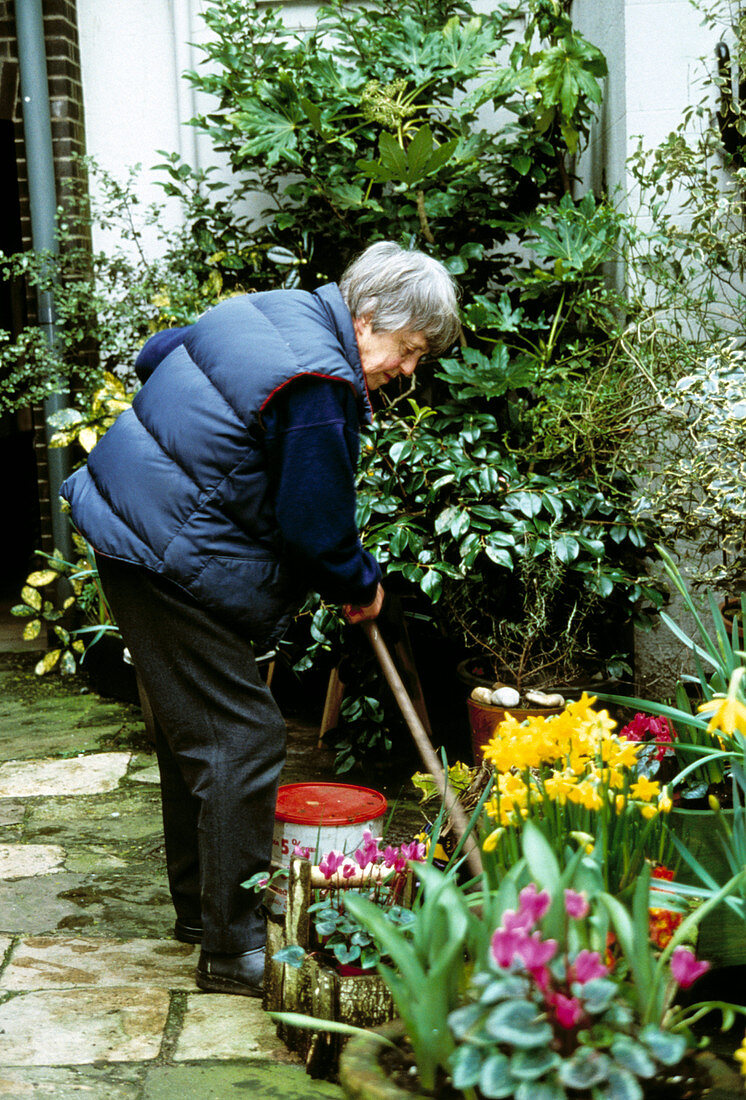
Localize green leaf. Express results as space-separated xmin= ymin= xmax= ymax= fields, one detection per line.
xmin=479 ymin=1051 xmax=515 ymax=1098
xmin=420 ymin=569 xmax=443 ymax=602
xmin=448 ymin=1002 xmax=486 ymax=1039
xmin=21 ymin=586 xmax=43 ymax=611
xmin=504 ymin=492 xmax=542 ymax=518
xmin=558 ymin=1048 xmax=611 ymax=1089
xmin=10 ymin=604 xmax=35 ymax=618
xmin=273 ymin=944 xmax=307 ymax=968
xmin=610 ymin=1036 xmax=656 ymax=1078
xmin=484 ymin=1000 xmax=553 ymax=1048
xmin=22 ymin=619 xmax=42 ymax=641
xmin=485 ymin=546 xmax=513 ymax=569
xmin=638 ymin=1025 xmax=687 ymax=1067
xmin=575 ymin=977 xmax=616 ymax=1014
xmin=605 ymin=1065 xmax=644 ymax=1100
xmin=59 ymin=650 xmax=77 ymax=675
xmin=449 ymin=1043 xmax=484 ymax=1089
xmin=554 ymin=535 xmax=580 ymax=563
xmin=514 ymin=1084 xmax=564 ymax=1100
xmin=35 ymin=649 xmax=61 ymax=675
xmin=510 ymin=1046 xmax=560 ymax=1081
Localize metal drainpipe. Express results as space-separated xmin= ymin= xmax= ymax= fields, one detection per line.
xmin=15 ymin=0 xmax=72 ymax=560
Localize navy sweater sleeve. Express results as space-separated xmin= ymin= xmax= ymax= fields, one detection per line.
xmin=263 ymin=376 xmax=381 ymax=606
xmin=135 ymin=326 xmax=192 ymax=383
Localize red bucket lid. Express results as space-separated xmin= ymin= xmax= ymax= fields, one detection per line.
xmin=275 ymin=783 xmax=387 ymax=826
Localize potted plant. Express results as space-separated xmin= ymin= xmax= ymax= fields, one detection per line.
xmin=254 ymin=833 xmax=427 ymax=1073
xmin=338 ymin=822 xmax=746 ymax=1098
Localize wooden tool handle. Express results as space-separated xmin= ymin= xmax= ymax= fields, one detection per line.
xmin=363 ymin=621 xmax=483 ymax=879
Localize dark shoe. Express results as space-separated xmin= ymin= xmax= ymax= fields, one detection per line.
xmin=195 ymin=946 xmax=265 ymax=997
xmin=174 ymin=918 xmax=203 ymax=945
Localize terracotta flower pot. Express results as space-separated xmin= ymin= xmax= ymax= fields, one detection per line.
xmin=466 ymin=697 xmax=563 ymax=765
xmin=339 ymin=1019 xmax=432 ymax=1100
xmin=338 ymin=1018 xmax=741 ymax=1099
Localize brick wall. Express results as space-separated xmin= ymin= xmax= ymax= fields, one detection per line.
xmin=0 ymin=0 xmax=87 ymax=554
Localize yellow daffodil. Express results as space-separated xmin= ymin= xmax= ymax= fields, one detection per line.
xmin=698 ymin=693 xmax=746 ymax=736
xmin=640 ymin=802 xmax=659 ymax=820
xmin=630 ymin=775 xmax=660 ymax=802
xmin=735 ymin=1032 xmax=746 ymax=1077
xmin=482 ymin=827 xmax=504 ymax=853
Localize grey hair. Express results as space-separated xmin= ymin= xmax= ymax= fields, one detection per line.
xmin=339 ymin=241 xmax=460 ymax=356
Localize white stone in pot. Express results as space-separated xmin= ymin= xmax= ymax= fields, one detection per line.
xmin=491 ymin=686 xmax=521 ymax=708
xmin=470 ymin=686 xmax=494 ymax=705
xmin=524 ymin=690 xmax=565 ymax=708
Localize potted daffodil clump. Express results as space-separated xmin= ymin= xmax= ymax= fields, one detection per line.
xmin=478 ymin=693 xmax=674 ymax=899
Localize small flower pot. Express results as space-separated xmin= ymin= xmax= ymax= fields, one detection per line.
xmin=339 ymin=1019 xmax=433 ymax=1100
xmin=467 ymin=697 xmax=563 ymax=764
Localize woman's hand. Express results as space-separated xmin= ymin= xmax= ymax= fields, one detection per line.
xmin=343 ymin=583 xmax=384 ymax=624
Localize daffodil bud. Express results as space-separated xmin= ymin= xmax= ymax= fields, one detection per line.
xmin=708 ymin=794 xmax=720 ymax=813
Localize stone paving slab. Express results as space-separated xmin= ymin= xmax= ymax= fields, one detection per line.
xmin=0 ymin=936 xmax=11 ymax=962
xmin=25 ymin=788 xmax=162 ymax=847
xmin=142 ymin=1062 xmax=343 ymax=1099
xmin=0 ymin=869 xmax=173 ymax=939
xmin=0 ymin=988 xmax=169 ymax=1064
xmin=0 ymin=754 xmax=130 ymax=797
xmin=1 ymin=937 xmax=198 ymax=991
xmin=0 ymin=802 xmax=24 ymax=827
xmin=0 ymin=1064 xmax=144 ymax=1098
xmin=174 ymin=993 xmax=299 ymax=1062
xmin=130 ymin=765 xmax=161 ymax=785
xmin=0 ymin=844 xmax=66 ymax=879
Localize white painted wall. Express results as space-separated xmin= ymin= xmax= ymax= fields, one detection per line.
xmin=76 ymin=0 xmax=331 ymax=258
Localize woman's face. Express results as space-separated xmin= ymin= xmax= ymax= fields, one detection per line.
xmin=353 ymin=317 xmax=429 ymax=390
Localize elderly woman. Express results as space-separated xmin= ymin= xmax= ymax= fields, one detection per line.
xmin=61 ymin=241 xmax=459 ymax=997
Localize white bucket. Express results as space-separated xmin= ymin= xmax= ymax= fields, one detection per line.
xmin=267 ymin=782 xmax=387 ymax=913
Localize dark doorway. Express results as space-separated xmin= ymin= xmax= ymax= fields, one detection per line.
xmin=0 ymin=61 xmax=40 ymax=601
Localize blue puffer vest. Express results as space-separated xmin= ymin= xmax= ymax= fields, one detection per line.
xmin=61 ymin=283 xmax=372 ymax=647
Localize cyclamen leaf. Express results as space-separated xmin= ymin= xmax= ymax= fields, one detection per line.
xmin=484 ymin=1000 xmax=553 ymax=1048
xmin=605 ymin=1065 xmax=644 ymax=1100
xmin=479 ymin=1052 xmax=516 ymax=1098
xmin=610 ymin=1036 xmax=656 ymax=1078
xmin=638 ymin=1025 xmax=687 ymax=1067
xmin=449 ymin=1043 xmax=483 ymax=1089
xmin=510 ymin=1046 xmax=560 ymax=1081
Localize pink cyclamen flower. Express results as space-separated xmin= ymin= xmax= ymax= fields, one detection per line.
xmin=517 ymin=931 xmax=557 ymax=971
xmin=549 ymin=992 xmax=585 ymax=1029
xmin=318 ymin=850 xmax=345 ymax=879
xmin=503 ymin=907 xmax=534 ymax=933
xmin=619 ymin=713 xmax=676 ymax=762
xmin=491 ymin=926 xmax=528 ymax=969
xmin=292 ymin=843 xmax=312 ymax=860
xmin=571 ymin=949 xmax=608 ymax=984
xmin=670 ymin=946 xmax=710 ymax=989
xmin=399 ymin=840 xmax=427 ymax=863
xmin=342 ymin=861 xmax=357 ymax=879
xmin=518 ymin=883 xmax=551 ymax=926
xmin=564 ymin=889 xmax=590 ymax=920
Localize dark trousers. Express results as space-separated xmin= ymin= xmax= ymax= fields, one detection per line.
xmin=95 ymin=554 xmax=286 ymax=953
